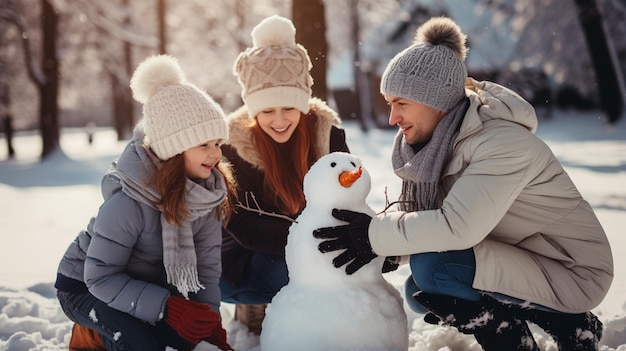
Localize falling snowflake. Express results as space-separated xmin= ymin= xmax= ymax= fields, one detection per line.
xmin=89 ymin=309 xmax=98 ymax=323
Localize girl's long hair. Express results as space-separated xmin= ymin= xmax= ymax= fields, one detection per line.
xmin=252 ymin=112 xmax=318 ymax=215
xmin=151 ymin=154 xmax=238 ymax=226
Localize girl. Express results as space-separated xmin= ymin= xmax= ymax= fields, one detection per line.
xmin=55 ymin=55 xmax=235 ymax=351
xmin=219 ymin=15 xmax=350 ymax=335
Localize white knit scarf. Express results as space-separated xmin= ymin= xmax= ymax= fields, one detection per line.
xmin=391 ymin=98 xmax=468 ymax=212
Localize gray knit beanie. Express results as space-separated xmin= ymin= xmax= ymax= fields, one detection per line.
xmin=130 ymin=55 xmax=228 ymax=160
xmin=234 ymin=15 xmax=313 ymax=118
xmin=381 ymin=17 xmax=468 ymax=112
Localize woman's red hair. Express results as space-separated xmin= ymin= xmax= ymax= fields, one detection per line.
xmin=252 ymin=112 xmax=318 ymax=215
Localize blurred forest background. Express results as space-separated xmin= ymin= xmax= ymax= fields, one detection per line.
xmin=1 ymin=0 xmax=625 ymax=159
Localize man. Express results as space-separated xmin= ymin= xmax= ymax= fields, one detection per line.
xmin=313 ymin=16 xmax=613 ymax=351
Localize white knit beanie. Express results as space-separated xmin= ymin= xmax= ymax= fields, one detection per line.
xmin=130 ymin=55 xmax=228 ymax=160
xmin=234 ymin=15 xmax=313 ymax=118
xmin=381 ymin=17 xmax=468 ymax=112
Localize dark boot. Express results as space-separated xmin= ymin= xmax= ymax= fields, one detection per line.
xmin=234 ymin=303 xmax=267 ymax=335
xmin=413 ymin=291 xmax=538 ymax=351
xmin=520 ymin=309 xmax=603 ymax=351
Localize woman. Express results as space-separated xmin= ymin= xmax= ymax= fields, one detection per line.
xmin=219 ymin=15 xmax=350 ymax=335
xmin=55 ymin=55 xmax=235 ymax=351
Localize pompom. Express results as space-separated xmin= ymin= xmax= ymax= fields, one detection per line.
xmin=251 ymin=15 xmax=296 ymax=48
xmin=413 ymin=17 xmax=468 ymax=60
xmin=130 ymin=55 xmax=186 ymax=103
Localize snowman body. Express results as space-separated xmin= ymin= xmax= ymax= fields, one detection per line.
xmin=260 ymin=152 xmax=408 ymax=351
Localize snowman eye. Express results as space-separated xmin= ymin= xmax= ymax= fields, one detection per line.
xmin=330 ymin=162 xmax=337 ymax=167
xmin=351 ymin=162 xmax=356 ymax=167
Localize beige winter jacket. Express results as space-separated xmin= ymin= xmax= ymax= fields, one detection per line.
xmin=369 ymin=79 xmax=613 ymax=313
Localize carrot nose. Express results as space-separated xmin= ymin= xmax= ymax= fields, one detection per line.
xmin=339 ymin=167 xmax=362 ymax=187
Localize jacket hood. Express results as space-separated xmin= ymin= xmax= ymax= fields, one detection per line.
xmin=101 ymin=128 xmax=155 ymax=204
xmin=101 ymin=126 xmax=226 ymax=211
xmin=463 ymin=78 xmax=538 ymax=137
xmin=225 ymin=97 xmax=342 ymax=169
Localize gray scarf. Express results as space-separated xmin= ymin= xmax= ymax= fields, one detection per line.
xmin=110 ymin=132 xmax=227 ymax=298
xmin=391 ymin=98 xmax=468 ymax=212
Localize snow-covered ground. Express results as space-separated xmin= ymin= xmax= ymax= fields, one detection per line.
xmin=0 ymin=109 xmax=624 ymax=350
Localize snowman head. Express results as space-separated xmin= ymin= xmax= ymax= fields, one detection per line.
xmin=303 ymin=152 xmax=372 ymax=209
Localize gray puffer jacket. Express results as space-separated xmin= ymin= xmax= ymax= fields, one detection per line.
xmin=56 ymin=128 xmax=225 ymax=322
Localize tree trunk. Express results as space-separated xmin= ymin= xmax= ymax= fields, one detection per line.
xmin=111 ymin=72 xmax=134 ymax=140
xmin=574 ymin=0 xmax=624 ymax=124
xmin=2 ymin=115 xmax=15 ymax=159
xmin=158 ymin=0 xmax=167 ymax=54
xmin=292 ymin=0 xmax=327 ymax=100
xmin=113 ymin=0 xmax=134 ymax=141
xmin=120 ymin=39 xmax=134 ymax=140
xmin=0 ymin=72 xmax=14 ymax=159
xmin=349 ymin=0 xmax=370 ymax=131
xmin=39 ymin=0 xmax=60 ymax=159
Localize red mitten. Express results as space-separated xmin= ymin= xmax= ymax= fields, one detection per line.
xmin=204 ymin=323 xmax=233 ymax=351
xmin=164 ymin=296 xmax=220 ymax=345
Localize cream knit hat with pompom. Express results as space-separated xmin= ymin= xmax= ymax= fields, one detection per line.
xmin=130 ymin=55 xmax=228 ymax=160
xmin=234 ymin=15 xmax=313 ymax=118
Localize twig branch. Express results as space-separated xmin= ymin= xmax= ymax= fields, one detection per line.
xmin=376 ymin=186 xmax=412 ymax=215
xmin=235 ymin=192 xmax=297 ymax=223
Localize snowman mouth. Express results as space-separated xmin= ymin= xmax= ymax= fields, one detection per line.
xmin=339 ymin=167 xmax=362 ymax=187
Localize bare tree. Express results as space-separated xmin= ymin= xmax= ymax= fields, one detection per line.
xmin=118 ymin=0 xmax=134 ymax=140
xmin=1 ymin=0 xmax=60 ymax=159
xmin=157 ymin=0 xmax=166 ymax=54
xmin=38 ymin=0 xmax=60 ymax=158
xmin=0 ymin=79 xmax=15 ymax=159
xmin=292 ymin=0 xmax=328 ymax=100
xmin=349 ymin=0 xmax=368 ymax=131
xmin=574 ymin=0 xmax=623 ymax=123
xmin=72 ymin=0 xmax=159 ymax=140
xmin=0 ymin=9 xmax=15 ymax=159
xmin=477 ymin=0 xmax=624 ymax=122
xmin=102 ymin=0 xmax=135 ymax=140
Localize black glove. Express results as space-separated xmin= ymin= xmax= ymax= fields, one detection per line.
xmin=423 ymin=312 xmax=441 ymax=325
xmin=382 ymin=256 xmax=400 ymax=273
xmin=313 ymin=209 xmax=377 ymax=275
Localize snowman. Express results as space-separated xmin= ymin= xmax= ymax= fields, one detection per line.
xmin=260 ymin=152 xmax=408 ymax=351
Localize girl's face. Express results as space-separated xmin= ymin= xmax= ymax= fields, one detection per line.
xmin=255 ymin=107 xmax=301 ymax=143
xmin=183 ymin=139 xmax=223 ymax=180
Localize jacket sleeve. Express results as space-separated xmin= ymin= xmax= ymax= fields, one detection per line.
xmin=369 ymin=122 xmax=537 ymax=256
xmin=84 ymin=192 xmax=169 ymax=323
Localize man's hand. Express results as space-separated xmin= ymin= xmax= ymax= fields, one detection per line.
xmin=313 ymin=209 xmax=377 ymax=275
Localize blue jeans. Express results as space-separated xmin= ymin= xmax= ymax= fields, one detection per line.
xmin=220 ymin=252 xmax=289 ymax=304
xmin=57 ymin=290 xmax=191 ymax=351
xmin=404 ymin=249 xmax=559 ymax=314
